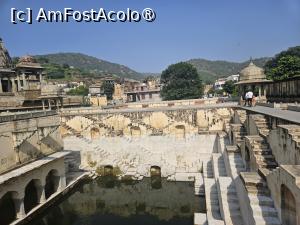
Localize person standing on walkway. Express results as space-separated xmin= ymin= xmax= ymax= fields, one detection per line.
xmin=246 ymin=90 xmax=253 ymax=107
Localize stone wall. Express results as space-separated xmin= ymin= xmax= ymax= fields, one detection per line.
xmin=61 ymin=107 xmax=233 ymax=138
xmin=0 ymin=114 xmax=63 ymax=174
xmin=266 ymin=166 xmax=300 ymax=225
xmin=268 ymin=125 xmax=300 ymax=165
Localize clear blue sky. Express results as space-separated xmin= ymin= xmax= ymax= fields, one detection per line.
xmin=1 ymin=0 xmax=300 ymax=73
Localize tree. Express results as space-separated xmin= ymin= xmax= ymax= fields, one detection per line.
xmin=67 ymin=85 xmax=88 ymax=96
xmin=160 ymin=62 xmax=203 ymax=100
xmin=101 ymin=82 xmax=114 ymax=100
xmin=223 ymin=80 xmax=238 ymax=96
xmin=265 ymin=46 xmax=300 ymax=81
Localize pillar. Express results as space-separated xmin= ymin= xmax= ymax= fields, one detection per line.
xmin=259 ymin=85 xmax=262 ymax=98
xmin=36 ymin=183 xmax=46 ymax=204
xmin=22 ymin=72 xmax=27 ymax=90
xmin=39 ymin=72 xmax=43 ymax=83
xmin=13 ymin=198 xmax=26 ymax=219
xmin=0 ymin=78 xmax=2 ymax=93
xmin=48 ymin=99 xmax=52 ymax=110
xmin=58 ymin=175 xmax=66 ymax=191
xmin=7 ymin=77 xmax=12 ymax=92
xmin=14 ymin=147 xmax=21 ymax=164
xmin=271 ymin=117 xmax=277 ymax=129
xmin=42 ymin=100 xmax=45 ymax=111
xmin=11 ymin=78 xmax=17 ymax=93
xmin=56 ymin=99 xmax=59 ymax=110
xmin=17 ymin=75 xmax=21 ymax=91
xmin=60 ymin=97 xmax=63 ymax=108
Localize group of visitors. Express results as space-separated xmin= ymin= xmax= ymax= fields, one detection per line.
xmin=244 ymin=90 xmax=256 ymax=107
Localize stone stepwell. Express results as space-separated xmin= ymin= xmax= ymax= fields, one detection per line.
xmin=240 ymin=172 xmax=281 ymax=225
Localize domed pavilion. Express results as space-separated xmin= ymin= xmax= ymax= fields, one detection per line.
xmin=236 ymin=60 xmax=272 ymax=103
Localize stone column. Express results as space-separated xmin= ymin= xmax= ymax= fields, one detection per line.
xmin=48 ymin=99 xmax=52 ymax=110
xmin=11 ymin=78 xmax=17 ymax=93
xmin=58 ymin=175 xmax=66 ymax=191
xmin=13 ymin=198 xmax=26 ymax=219
xmin=14 ymin=146 xmax=21 ymax=164
xmin=17 ymin=75 xmax=21 ymax=91
xmin=7 ymin=77 xmax=12 ymax=92
xmin=0 ymin=78 xmax=2 ymax=93
xmin=42 ymin=100 xmax=45 ymax=111
xmin=259 ymin=85 xmax=262 ymax=98
xmin=56 ymin=99 xmax=59 ymax=110
xmin=271 ymin=117 xmax=277 ymax=129
xmin=39 ymin=72 xmax=43 ymax=83
xmin=60 ymin=97 xmax=63 ymax=108
xmin=22 ymin=72 xmax=27 ymax=90
xmin=36 ymin=182 xmax=46 ymax=204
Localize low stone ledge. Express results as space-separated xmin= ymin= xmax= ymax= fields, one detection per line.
xmin=11 ymin=172 xmax=90 ymax=225
xmin=287 ymin=104 xmax=300 ymax=112
xmin=281 ymin=165 xmax=300 ymax=186
xmin=0 ymin=151 xmax=70 ymax=185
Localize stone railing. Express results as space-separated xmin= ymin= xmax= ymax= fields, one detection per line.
xmin=61 ymin=98 xmax=238 ymax=115
xmin=0 ymin=110 xmax=57 ymax=123
xmin=19 ymin=90 xmax=41 ymax=100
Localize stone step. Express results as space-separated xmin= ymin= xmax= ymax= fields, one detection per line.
xmin=217 ymin=177 xmax=242 ymax=225
xmin=204 ymin=178 xmax=222 ymax=221
xmin=246 ymin=186 xmax=270 ymax=196
xmin=253 ymin=149 xmax=272 ymax=155
xmin=240 ymin=172 xmax=267 ymax=187
xmin=249 ymin=195 xmax=274 ymax=207
xmin=252 ymin=205 xmax=278 ymax=217
xmin=253 ymin=216 xmax=281 ymax=225
xmin=255 ymin=154 xmax=276 ymax=161
xmin=258 ymin=162 xmax=277 ymax=169
xmin=252 ymin=143 xmax=269 ymax=149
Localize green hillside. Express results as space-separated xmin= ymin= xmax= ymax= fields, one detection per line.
xmin=34 ymin=53 xmax=143 ymax=80
xmin=187 ymin=57 xmax=271 ymax=84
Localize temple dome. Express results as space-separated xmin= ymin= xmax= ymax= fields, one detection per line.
xmin=239 ymin=61 xmax=266 ymax=82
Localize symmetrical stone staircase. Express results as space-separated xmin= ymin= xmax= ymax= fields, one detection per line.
xmin=230 ymin=124 xmax=247 ymax=147
xmin=225 ymin=145 xmax=246 ymax=178
xmin=61 ymin=123 xmax=92 ymax=143
xmin=240 ymin=172 xmax=281 ymax=225
xmin=203 ymin=160 xmax=214 ymax=178
xmin=217 ymin=177 xmax=243 ymax=225
xmin=246 ymin=136 xmax=277 ymax=175
xmin=84 ymin=115 xmax=121 ymax=136
xmin=235 ymin=110 xmax=247 ymax=124
xmin=204 ymin=178 xmax=223 ymax=223
xmin=252 ymin=115 xmax=270 ymax=137
xmin=212 ymin=154 xmax=227 ymax=177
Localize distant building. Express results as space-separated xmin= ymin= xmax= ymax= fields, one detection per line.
xmin=213 ymin=74 xmax=240 ymax=91
xmin=125 ymin=82 xmax=161 ymax=102
xmin=226 ymin=74 xmax=239 ymax=82
xmin=0 ymin=38 xmax=83 ymax=110
xmin=89 ymin=84 xmax=104 ymax=96
xmin=214 ymin=78 xmax=226 ymax=90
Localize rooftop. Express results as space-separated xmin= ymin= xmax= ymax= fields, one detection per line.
xmin=236 ymin=61 xmax=271 ymax=85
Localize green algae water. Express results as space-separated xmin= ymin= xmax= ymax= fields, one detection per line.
xmin=31 ymin=177 xmax=205 ymax=225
